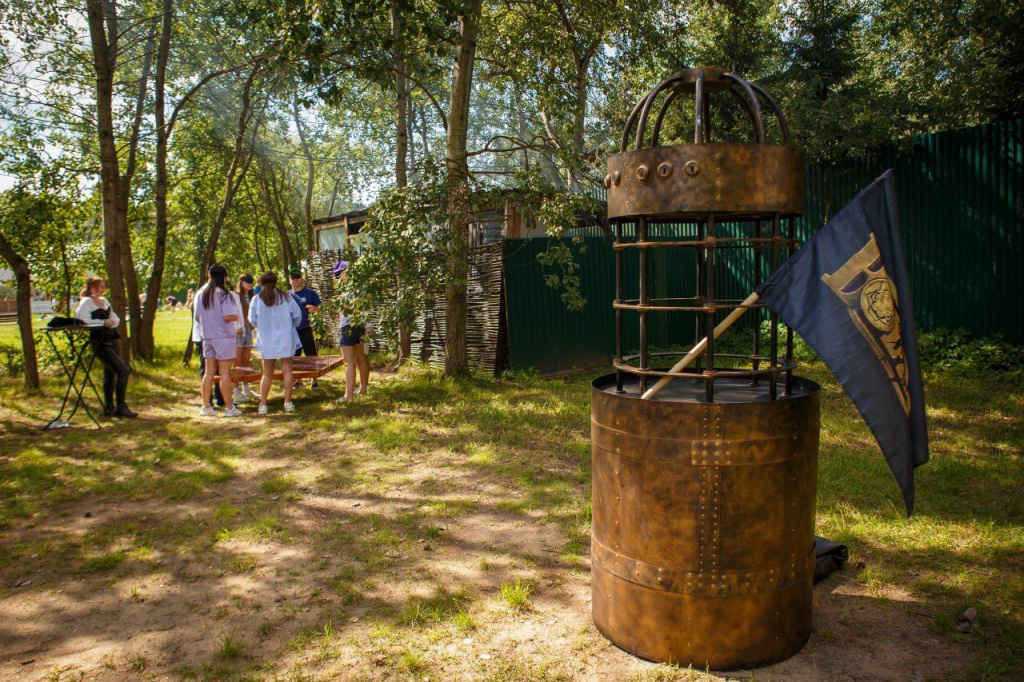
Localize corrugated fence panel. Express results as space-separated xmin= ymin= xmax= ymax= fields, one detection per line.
xmin=507 ymin=120 xmax=1022 ymax=370
xmin=797 ymin=119 xmax=1024 ymax=343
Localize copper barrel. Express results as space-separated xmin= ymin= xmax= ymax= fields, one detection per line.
xmin=591 ymin=374 xmax=821 ymax=669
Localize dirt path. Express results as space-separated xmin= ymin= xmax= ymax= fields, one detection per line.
xmin=0 ymin=482 xmax=972 ymax=681
xmin=0 ymin=365 xmax=987 ymax=680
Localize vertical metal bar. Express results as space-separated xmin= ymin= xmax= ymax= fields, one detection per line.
xmin=705 ymin=213 xmax=716 ymax=403
xmin=752 ymin=219 xmax=762 ymax=386
xmin=769 ymin=213 xmax=780 ymax=400
xmin=702 ymin=85 xmax=712 ymax=142
xmin=639 ymin=216 xmax=649 ymax=394
xmin=694 ymin=70 xmax=705 ymax=144
xmin=615 ymin=219 xmax=624 ymax=392
xmin=784 ymin=216 xmax=795 ymax=395
xmin=695 ymin=220 xmax=705 ymax=373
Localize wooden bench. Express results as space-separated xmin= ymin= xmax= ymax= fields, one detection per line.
xmin=219 ymin=355 xmax=346 ymax=381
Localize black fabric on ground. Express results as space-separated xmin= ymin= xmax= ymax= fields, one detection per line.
xmin=814 ymin=536 xmax=849 ymax=584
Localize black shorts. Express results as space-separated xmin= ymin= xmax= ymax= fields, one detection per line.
xmin=295 ymin=327 xmax=318 ymax=356
xmin=339 ymin=325 xmax=365 ymax=347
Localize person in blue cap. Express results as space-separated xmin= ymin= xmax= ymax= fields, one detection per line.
xmin=288 ymin=268 xmax=322 ymax=389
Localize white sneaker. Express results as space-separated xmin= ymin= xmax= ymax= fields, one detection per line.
xmin=199 ymin=406 xmax=215 ymax=417
xmin=232 ymin=387 xmax=245 ymax=403
xmin=241 ymin=385 xmax=254 ymax=400
xmin=223 ymin=406 xmax=242 ymax=417
xmin=283 ymin=401 xmax=296 ymax=413
xmin=258 ymin=403 xmax=268 ymax=416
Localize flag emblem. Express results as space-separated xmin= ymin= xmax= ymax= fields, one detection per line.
xmin=820 ymin=234 xmax=910 ymax=414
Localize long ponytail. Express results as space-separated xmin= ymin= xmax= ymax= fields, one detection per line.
xmin=258 ymin=271 xmax=283 ymax=306
xmin=202 ymin=264 xmax=230 ymax=309
xmin=236 ymin=274 xmax=253 ymax=321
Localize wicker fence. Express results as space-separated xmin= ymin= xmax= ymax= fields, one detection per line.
xmin=307 ymin=241 xmax=507 ymax=375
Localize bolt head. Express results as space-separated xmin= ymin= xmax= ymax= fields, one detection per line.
xmin=636 ymin=164 xmax=649 ymax=181
xmin=684 ymin=160 xmax=701 ymax=176
xmin=657 ymin=162 xmax=673 ymax=178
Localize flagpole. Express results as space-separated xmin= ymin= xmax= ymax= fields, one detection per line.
xmin=642 ymin=292 xmax=760 ymax=400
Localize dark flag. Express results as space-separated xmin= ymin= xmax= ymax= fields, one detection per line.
xmin=756 ymin=171 xmax=929 ymax=514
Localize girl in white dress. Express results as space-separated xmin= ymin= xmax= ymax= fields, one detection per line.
xmin=248 ymin=271 xmax=302 ymax=414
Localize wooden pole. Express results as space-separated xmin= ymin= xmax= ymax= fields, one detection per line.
xmin=642 ymin=292 xmax=760 ymax=400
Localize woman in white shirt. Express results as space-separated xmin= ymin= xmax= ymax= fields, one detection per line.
xmin=248 ymin=270 xmax=302 ymax=415
xmin=74 ymin=276 xmax=137 ymax=418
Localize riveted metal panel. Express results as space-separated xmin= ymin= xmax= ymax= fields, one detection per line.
xmin=591 ymin=374 xmax=820 ymax=668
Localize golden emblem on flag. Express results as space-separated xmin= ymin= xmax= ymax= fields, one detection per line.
xmin=821 ymin=234 xmax=911 ymax=414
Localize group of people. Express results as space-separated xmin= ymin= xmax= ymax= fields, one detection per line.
xmin=72 ymin=260 xmax=371 ymax=420
xmin=191 ymin=261 xmax=370 ymax=416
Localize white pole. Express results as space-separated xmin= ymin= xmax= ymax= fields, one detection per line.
xmin=641 ymin=292 xmax=761 ymax=400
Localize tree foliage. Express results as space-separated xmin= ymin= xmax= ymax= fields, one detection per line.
xmin=1 ymin=0 xmax=1019 ymax=375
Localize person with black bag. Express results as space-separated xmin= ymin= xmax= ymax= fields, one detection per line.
xmin=74 ymin=276 xmax=137 ymax=418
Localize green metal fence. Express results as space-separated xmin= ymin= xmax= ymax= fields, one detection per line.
xmin=505 ymin=119 xmax=1024 ymax=371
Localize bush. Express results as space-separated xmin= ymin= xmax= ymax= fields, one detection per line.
xmin=700 ymin=323 xmax=1024 ymax=384
xmin=917 ymin=328 xmax=1024 ymax=383
xmin=0 ymin=342 xmax=24 ymax=376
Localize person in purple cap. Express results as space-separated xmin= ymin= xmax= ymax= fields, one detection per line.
xmin=331 ymin=260 xmax=371 ymax=401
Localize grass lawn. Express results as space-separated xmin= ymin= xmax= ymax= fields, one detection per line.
xmin=0 ymin=311 xmax=1021 ymax=680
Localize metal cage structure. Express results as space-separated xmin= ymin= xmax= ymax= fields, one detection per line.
xmin=590 ymin=68 xmax=822 ymax=670
xmin=604 ymin=67 xmax=804 ymax=400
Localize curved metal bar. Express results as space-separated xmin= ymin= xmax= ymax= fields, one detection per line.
xmin=723 ymin=72 xmax=765 ymax=144
xmin=634 ymin=72 xmax=687 ymax=151
xmin=620 ymin=93 xmax=652 ymax=153
xmin=725 ymin=87 xmax=760 ymax=143
xmin=651 ymin=88 xmax=683 ymax=148
xmin=749 ymin=81 xmax=791 ymax=146
xmin=694 ymin=69 xmax=705 ymax=144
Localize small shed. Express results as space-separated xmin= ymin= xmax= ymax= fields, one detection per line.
xmin=312 ymin=209 xmax=370 ymax=252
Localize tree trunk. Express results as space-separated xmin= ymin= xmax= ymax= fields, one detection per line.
xmin=443 ymin=0 xmax=481 ymax=377
xmin=293 ymin=99 xmax=315 ymax=254
xmin=392 ymin=0 xmax=413 ymax=363
xmin=0 ymin=231 xmax=39 ymax=388
xmin=569 ymin=68 xmax=588 ymax=192
xmin=416 ymin=105 xmax=432 ymax=160
xmin=118 ymin=21 xmax=156 ymax=359
xmin=59 ymin=233 xmax=72 ymax=315
xmin=259 ymin=160 xmax=297 ymax=269
xmin=86 ymin=0 xmax=127 ymax=362
xmin=140 ymin=0 xmax=173 ymax=361
xmin=199 ymin=66 xmax=260 ymax=279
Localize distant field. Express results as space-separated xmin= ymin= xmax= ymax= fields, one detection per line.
xmin=0 ymin=309 xmax=193 ymax=348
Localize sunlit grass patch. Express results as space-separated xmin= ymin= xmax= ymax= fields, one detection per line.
xmin=398 ymin=586 xmax=472 ymax=627
xmin=499 ymin=578 xmax=532 ymax=612
xmin=216 ymin=515 xmax=287 ymax=543
xmin=424 ymin=498 xmax=478 ymax=518
xmin=83 ymin=551 xmax=125 ymax=573
xmin=260 ymin=473 xmax=296 ymax=494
